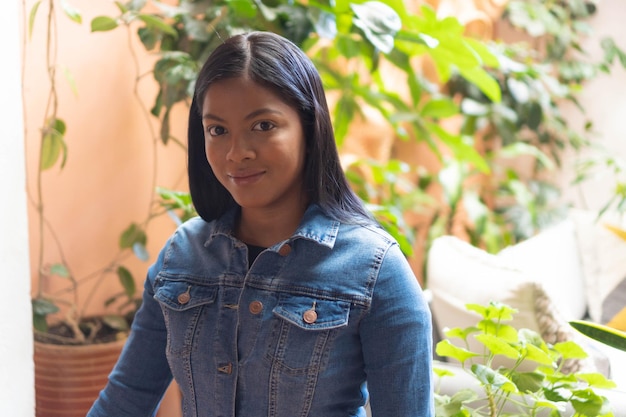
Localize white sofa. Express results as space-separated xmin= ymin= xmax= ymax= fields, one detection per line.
xmin=427 ymin=209 xmax=626 ymax=415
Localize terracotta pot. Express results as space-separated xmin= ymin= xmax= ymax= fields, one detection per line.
xmin=34 ymin=338 xmax=126 ymax=417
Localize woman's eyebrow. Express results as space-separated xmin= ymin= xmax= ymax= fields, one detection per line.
xmin=202 ymin=113 xmax=224 ymax=122
xmin=202 ymin=108 xmax=283 ymax=122
xmin=245 ymin=108 xmax=283 ymax=120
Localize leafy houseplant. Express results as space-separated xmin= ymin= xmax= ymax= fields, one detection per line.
xmin=441 ymin=0 xmax=626 ymax=254
xmin=435 ymin=302 xmax=616 ymax=417
xmin=87 ymin=0 xmax=626 ymax=285
xmin=28 ymin=0 xmax=144 ymax=347
xmin=25 ymin=1 xmax=168 ymax=415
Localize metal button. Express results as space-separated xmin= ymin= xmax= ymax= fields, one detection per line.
xmin=177 ymin=291 xmax=191 ymax=305
xmin=303 ymin=309 xmax=317 ymax=324
xmin=278 ymin=244 xmax=292 ymax=256
xmin=217 ymin=363 xmax=233 ymax=374
xmin=249 ymin=301 xmax=263 ymax=315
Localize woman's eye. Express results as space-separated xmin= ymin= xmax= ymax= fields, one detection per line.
xmin=252 ymin=121 xmax=275 ymax=131
xmin=207 ymin=125 xmax=227 ymax=136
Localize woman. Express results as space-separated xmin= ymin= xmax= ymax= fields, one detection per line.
xmin=88 ymin=31 xmax=433 ymax=417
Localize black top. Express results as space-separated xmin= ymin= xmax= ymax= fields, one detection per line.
xmin=247 ymin=244 xmax=266 ymax=267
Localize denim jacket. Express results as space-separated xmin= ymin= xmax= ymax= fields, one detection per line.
xmin=87 ymin=204 xmax=434 ymax=417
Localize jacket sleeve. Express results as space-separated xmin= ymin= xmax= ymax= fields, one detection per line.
xmin=359 ymin=243 xmax=434 ymax=417
xmin=87 ymin=253 xmax=173 ymax=417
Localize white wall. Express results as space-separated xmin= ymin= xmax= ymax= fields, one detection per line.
xmin=0 ymin=1 xmax=35 ymax=416
xmin=557 ymin=0 xmax=626 ymax=211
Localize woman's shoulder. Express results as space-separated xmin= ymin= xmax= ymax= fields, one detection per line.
xmin=338 ymin=220 xmax=396 ymax=248
xmin=170 ymin=216 xmax=214 ymax=240
xmin=305 ymin=204 xmax=398 ymax=250
xmin=157 ymin=216 xmax=228 ymax=259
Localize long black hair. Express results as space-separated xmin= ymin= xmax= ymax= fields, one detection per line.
xmin=188 ymin=31 xmax=373 ymax=224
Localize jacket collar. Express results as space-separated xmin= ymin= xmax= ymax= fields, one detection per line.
xmin=206 ymin=204 xmax=339 ymax=249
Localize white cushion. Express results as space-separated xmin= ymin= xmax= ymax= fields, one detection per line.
xmin=428 ymin=236 xmax=540 ymax=333
xmin=497 ymin=218 xmax=587 ymax=320
xmin=570 ymin=209 xmax=626 ymax=323
xmin=427 ymin=235 xmax=595 ymax=373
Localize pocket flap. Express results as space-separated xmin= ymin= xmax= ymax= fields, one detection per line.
xmin=273 ymin=296 xmax=350 ymax=330
xmin=154 ymin=278 xmax=217 ymax=311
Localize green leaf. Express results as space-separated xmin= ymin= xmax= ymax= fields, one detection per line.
xmin=225 ymin=0 xmax=257 ymax=19
xmin=28 ymin=1 xmax=41 ymax=40
xmin=33 ymin=313 xmax=48 ymax=332
xmin=421 ymin=98 xmax=458 ymax=119
xmin=49 ymin=263 xmax=69 ymax=278
xmin=458 ymin=66 xmax=501 ymax=103
xmin=576 ymin=373 xmax=617 ymax=390
xmin=510 ymin=371 xmax=544 ymax=393
xmin=475 ymin=333 xmax=520 ymax=359
xmin=436 ymin=339 xmax=479 ymax=363
xmin=444 ymin=326 xmax=480 ymax=341
xmin=523 ymin=342 xmax=554 ymax=365
xmin=435 ymin=389 xmax=477 ymax=416
xmin=333 ymin=94 xmax=357 ymax=145
xmin=62 ymin=66 xmax=79 ymax=97
xmin=32 ymin=298 xmax=60 ymax=316
xmin=433 ymin=367 xmax=456 ymax=378
xmin=61 ymin=0 xmax=82 ymax=24
xmin=499 ymin=142 xmax=555 ymax=170
xmin=570 ymin=320 xmax=626 ymax=352
xmin=553 ymin=340 xmax=588 ymax=360
xmin=102 ymin=314 xmax=130 ymax=332
xmin=471 ymin=363 xmax=517 ymax=392
xmin=429 ymin=124 xmax=490 ymax=173
xmin=117 ymin=266 xmax=136 ymax=298
xmin=104 ymin=293 xmax=121 ymax=307
xmin=91 ymin=16 xmax=119 ymax=32
xmin=40 ymin=118 xmax=68 ymax=171
xmin=119 ymin=223 xmax=147 ymax=249
xmin=32 ymin=298 xmax=57 ymax=332
xmin=518 ymin=328 xmax=544 ymax=347
xmin=570 ymin=388 xmax=611 ymax=416
xmin=467 ymin=303 xmax=517 ymax=325
xmin=478 ymin=320 xmax=518 ymax=341
xmin=137 ymin=14 xmax=178 ymax=37
xmin=351 ymin=1 xmax=402 ymax=53
xmin=124 ymin=0 xmax=145 ymax=12
xmin=464 ymin=37 xmax=499 ymax=68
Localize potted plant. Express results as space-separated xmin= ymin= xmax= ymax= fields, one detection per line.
xmin=435 ymin=302 xmax=617 ymax=416
xmin=26 ymin=2 xmax=151 ymax=416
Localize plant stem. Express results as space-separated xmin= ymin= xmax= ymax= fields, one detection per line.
xmin=36 ymin=0 xmax=59 ymax=299
xmin=79 ymin=21 xmax=163 ymax=318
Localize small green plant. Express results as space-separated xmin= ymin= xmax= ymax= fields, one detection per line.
xmin=435 ymin=302 xmax=616 ymax=417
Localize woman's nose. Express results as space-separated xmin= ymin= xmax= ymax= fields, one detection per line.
xmin=227 ymin=133 xmax=255 ymax=162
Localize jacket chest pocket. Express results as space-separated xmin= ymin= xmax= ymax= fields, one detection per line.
xmin=154 ymin=278 xmax=218 ymax=357
xmin=266 ymin=295 xmax=351 ymax=375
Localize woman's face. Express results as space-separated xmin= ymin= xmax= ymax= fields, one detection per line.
xmin=202 ymin=76 xmax=307 ymax=216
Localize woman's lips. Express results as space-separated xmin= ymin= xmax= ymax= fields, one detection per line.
xmin=229 ymin=171 xmax=265 ymax=185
